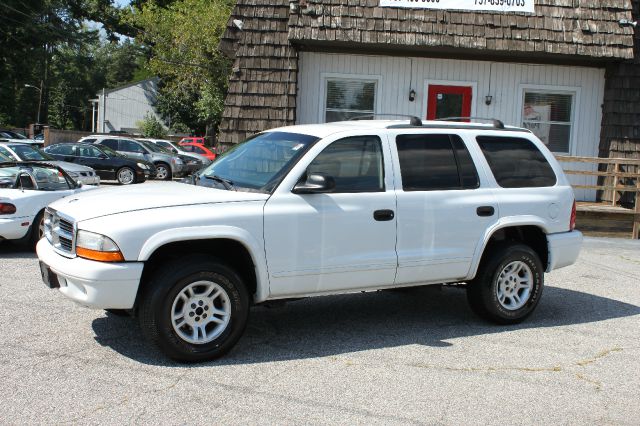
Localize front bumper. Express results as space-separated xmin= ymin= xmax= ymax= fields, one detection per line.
xmin=0 ymin=216 xmax=30 ymax=240
xmin=37 ymin=239 xmax=144 ymax=309
xmin=546 ymin=230 xmax=583 ymax=272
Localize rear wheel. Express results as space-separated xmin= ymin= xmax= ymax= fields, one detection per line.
xmin=117 ymin=167 xmax=135 ymax=185
xmin=26 ymin=210 xmax=45 ymax=251
xmin=467 ymin=243 xmax=544 ymax=324
xmin=138 ymin=256 xmax=249 ymax=362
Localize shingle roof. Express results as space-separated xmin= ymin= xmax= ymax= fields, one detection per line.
xmin=289 ymin=0 xmax=635 ymax=60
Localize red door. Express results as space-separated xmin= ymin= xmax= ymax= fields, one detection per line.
xmin=427 ymin=85 xmax=473 ymax=121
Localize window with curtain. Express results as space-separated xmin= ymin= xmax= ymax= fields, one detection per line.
xmin=522 ymin=91 xmax=574 ymax=154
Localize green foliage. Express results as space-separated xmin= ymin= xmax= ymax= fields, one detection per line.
xmin=137 ymin=112 xmax=167 ymax=138
xmin=130 ymin=0 xmax=233 ymax=135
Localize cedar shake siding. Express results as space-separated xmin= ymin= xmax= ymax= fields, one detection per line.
xmin=219 ymin=0 xmax=297 ymax=145
xmin=288 ymin=0 xmax=635 ymax=62
xmin=600 ymin=0 xmax=640 ymax=159
xmin=219 ymin=0 xmax=635 ymax=145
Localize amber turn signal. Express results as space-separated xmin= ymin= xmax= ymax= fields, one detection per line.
xmin=76 ymin=247 xmax=125 ymax=262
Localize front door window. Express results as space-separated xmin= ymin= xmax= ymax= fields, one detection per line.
xmin=427 ymin=85 xmax=473 ymax=120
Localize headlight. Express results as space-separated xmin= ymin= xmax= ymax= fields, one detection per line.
xmin=136 ymin=162 xmax=148 ymax=169
xmin=76 ymin=230 xmax=124 ymax=262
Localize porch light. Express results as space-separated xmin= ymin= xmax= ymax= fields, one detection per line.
xmin=409 ymin=89 xmax=416 ymax=102
xmin=485 ymin=95 xmax=493 ymax=105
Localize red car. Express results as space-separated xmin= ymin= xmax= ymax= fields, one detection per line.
xmin=179 ymin=142 xmax=216 ymax=161
xmin=179 ymin=137 xmax=206 ymax=145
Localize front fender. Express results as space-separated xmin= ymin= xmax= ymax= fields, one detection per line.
xmin=138 ymin=225 xmax=270 ymax=303
xmin=466 ymin=216 xmax=550 ymax=280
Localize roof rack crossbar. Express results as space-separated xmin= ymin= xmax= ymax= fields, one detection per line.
xmin=436 ymin=117 xmax=505 ymax=129
xmin=350 ymin=114 xmax=423 ymax=126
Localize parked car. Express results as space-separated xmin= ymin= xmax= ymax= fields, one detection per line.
xmin=79 ymin=136 xmax=185 ymax=180
xmin=44 ymin=143 xmax=154 ymax=185
xmin=0 ymin=162 xmax=96 ymax=249
xmin=0 ymin=142 xmax=100 ymax=186
xmin=179 ymin=136 xmax=206 ymax=145
xmin=37 ymin=118 xmax=583 ymax=362
xmin=137 ymin=138 xmax=210 ymax=173
xmin=179 ymin=142 xmax=217 ymax=161
xmin=0 ymin=129 xmax=42 ymax=148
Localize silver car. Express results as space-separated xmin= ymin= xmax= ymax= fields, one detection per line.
xmin=80 ymin=136 xmax=185 ymax=180
xmin=0 ymin=142 xmax=100 ymax=185
xmin=137 ymin=138 xmax=210 ymax=174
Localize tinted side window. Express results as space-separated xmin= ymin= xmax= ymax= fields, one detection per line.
xmin=396 ymin=134 xmax=478 ymax=191
xmin=120 ymin=140 xmax=146 ymax=153
xmin=82 ymin=138 xmax=97 ymax=144
xmin=78 ymin=145 xmax=102 ymax=157
xmin=476 ymin=136 xmax=557 ymax=188
xmin=307 ymin=136 xmax=384 ymax=193
xmin=100 ymin=139 xmax=119 ymax=150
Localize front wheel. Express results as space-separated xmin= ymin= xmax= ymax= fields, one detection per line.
xmin=154 ymin=163 xmax=171 ymax=181
xmin=138 ymin=256 xmax=249 ymax=362
xmin=467 ymin=243 xmax=544 ymax=324
xmin=116 ymin=167 xmax=136 ymax=185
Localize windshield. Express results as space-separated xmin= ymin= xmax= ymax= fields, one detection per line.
xmin=98 ymin=144 xmax=123 ymax=157
xmin=198 ymin=131 xmax=319 ymax=192
xmin=0 ymin=164 xmax=72 ymax=190
xmin=139 ymin=140 xmax=170 ymax=154
xmin=8 ymin=144 xmax=52 ymax=160
xmin=0 ymin=130 xmax=27 ymax=139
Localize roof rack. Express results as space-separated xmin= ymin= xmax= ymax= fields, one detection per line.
xmin=350 ymin=114 xmax=423 ymax=126
xmin=436 ymin=117 xmax=505 ymax=129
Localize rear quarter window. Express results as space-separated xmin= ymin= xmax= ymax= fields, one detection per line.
xmin=476 ymin=136 xmax=557 ymax=188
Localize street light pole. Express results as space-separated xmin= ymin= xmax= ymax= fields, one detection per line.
xmin=24 ymin=82 xmax=43 ymax=124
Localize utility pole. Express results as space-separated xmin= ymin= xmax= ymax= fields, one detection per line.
xmin=24 ymin=82 xmax=43 ymax=124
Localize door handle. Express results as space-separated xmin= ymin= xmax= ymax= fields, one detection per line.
xmin=477 ymin=206 xmax=495 ymax=217
xmin=374 ymin=209 xmax=395 ymax=221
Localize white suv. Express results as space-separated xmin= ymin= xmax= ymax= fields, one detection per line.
xmin=37 ymin=119 xmax=582 ymax=362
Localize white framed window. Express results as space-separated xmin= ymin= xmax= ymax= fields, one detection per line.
xmin=521 ymin=89 xmax=576 ymax=154
xmin=322 ymin=76 xmax=379 ymax=123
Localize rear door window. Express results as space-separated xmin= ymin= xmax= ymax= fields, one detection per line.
xmin=396 ymin=134 xmax=479 ymax=191
xmin=476 ymin=136 xmax=557 ymax=188
xmin=100 ymin=139 xmax=119 ymax=150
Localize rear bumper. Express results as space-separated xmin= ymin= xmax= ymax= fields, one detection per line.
xmin=546 ymin=230 xmax=583 ymax=272
xmin=0 ymin=216 xmax=30 ymax=240
xmin=37 ymin=239 xmax=143 ymax=309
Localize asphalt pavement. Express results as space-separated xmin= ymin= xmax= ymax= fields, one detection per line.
xmin=0 ymin=236 xmax=638 ymax=424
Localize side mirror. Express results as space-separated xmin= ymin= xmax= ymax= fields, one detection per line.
xmin=292 ymin=172 xmax=336 ymax=194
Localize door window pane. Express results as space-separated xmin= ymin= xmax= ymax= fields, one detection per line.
xmin=522 ymin=91 xmax=573 ymax=153
xmin=49 ymin=144 xmax=75 ymax=155
xmin=396 ymin=134 xmax=478 ymax=191
xmin=435 ymin=93 xmax=463 ymax=119
xmin=307 ymin=136 xmax=384 ymax=192
xmin=325 ymin=79 xmax=376 ymax=122
xmin=120 ymin=140 xmax=146 ymax=153
xmin=476 ymin=136 xmax=557 ymax=188
xmin=100 ymin=139 xmax=118 ymax=150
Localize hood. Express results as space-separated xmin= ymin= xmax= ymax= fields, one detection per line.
xmin=48 ymin=181 xmax=269 ymax=222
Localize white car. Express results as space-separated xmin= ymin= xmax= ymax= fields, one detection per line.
xmin=0 ymin=142 xmax=100 ymax=186
xmin=0 ymin=162 xmax=96 ymax=249
xmin=38 ymin=118 xmax=582 ymax=362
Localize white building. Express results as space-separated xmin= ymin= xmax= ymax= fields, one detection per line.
xmin=94 ymin=77 xmax=164 ymax=134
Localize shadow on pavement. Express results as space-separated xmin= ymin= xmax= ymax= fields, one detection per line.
xmin=92 ymin=284 xmax=640 ymax=367
xmin=0 ymin=242 xmax=37 ymax=259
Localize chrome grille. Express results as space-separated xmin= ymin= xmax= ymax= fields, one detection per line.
xmin=44 ymin=208 xmax=76 ymax=257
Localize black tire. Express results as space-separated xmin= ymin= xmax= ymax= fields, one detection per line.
xmin=154 ymin=163 xmax=171 ymax=181
xmin=467 ymin=243 xmax=544 ymax=324
xmin=117 ymin=166 xmax=136 ymax=185
xmin=105 ymin=309 xmax=130 ymax=317
xmin=24 ymin=210 xmax=44 ymax=251
xmin=138 ymin=255 xmax=249 ymax=362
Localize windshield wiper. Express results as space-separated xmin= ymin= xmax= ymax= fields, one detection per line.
xmin=204 ymin=174 xmax=235 ymax=191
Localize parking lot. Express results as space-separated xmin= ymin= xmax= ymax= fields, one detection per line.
xmin=0 ymin=236 xmax=638 ymax=424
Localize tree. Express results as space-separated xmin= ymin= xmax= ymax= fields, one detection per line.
xmin=129 ymin=0 xmax=233 ymax=136
xmin=137 ymin=112 xmax=167 ymax=138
